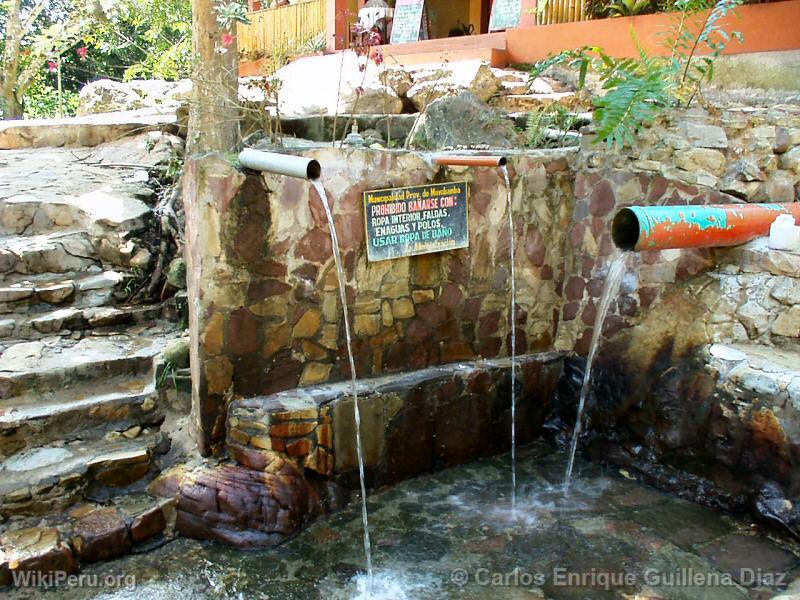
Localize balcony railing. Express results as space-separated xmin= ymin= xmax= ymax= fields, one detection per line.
xmin=537 ymin=0 xmax=588 ymax=25
xmin=238 ymin=0 xmax=326 ymax=59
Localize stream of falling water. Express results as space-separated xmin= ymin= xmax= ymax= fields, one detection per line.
xmin=501 ymin=165 xmax=517 ymax=511
xmin=563 ymin=250 xmax=628 ymax=496
xmin=312 ymin=181 xmax=374 ymax=588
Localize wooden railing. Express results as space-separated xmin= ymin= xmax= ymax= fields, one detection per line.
xmin=536 ymin=0 xmax=588 ymax=25
xmin=238 ymin=0 xmax=326 ymax=58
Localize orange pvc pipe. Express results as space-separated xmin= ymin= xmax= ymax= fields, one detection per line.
xmin=612 ymin=203 xmax=800 ymax=251
xmin=434 ymin=156 xmax=508 ymax=167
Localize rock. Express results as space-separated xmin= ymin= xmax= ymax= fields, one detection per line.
xmin=736 ymin=300 xmax=772 ymax=338
xmin=273 ymin=52 xmax=403 ymax=117
xmin=78 ymin=80 xmax=146 ymax=116
xmin=679 ymin=121 xmax=728 ymax=149
xmin=149 ymin=461 xmax=321 ymax=548
xmin=408 ymin=92 xmax=522 ymax=150
xmin=0 ymin=527 xmax=77 ymax=586
xmin=771 ymin=277 xmax=800 ymax=305
xmin=0 ymin=319 xmax=14 ymax=338
xmin=35 ymin=281 xmax=76 ymax=305
xmin=755 ymin=170 xmax=797 ymax=203
xmin=406 ymin=60 xmax=501 ymax=111
xmin=379 ymin=67 xmax=414 ymax=97
xmin=780 ymin=146 xmax=800 ymax=173
xmin=674 ymin=148 xmax=726 ymax=176
xmin=166 ymin=258 xmax=187 ymax=289
xmin=71 ymin=507 xmax=132 ymax=562
xmin=772 ymin=306 xmax=800 ymax=338
xmin=130 ymin=248 xmax=152 ymax=270
xmin=164 ymin=338 xmax=190 ymax=369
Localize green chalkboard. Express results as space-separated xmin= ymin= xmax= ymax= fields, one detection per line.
xmin=489 ymin=0 xmax=522 ymax=31
xmin=390 ymin=0 xmax=425 ymax=45
xmin=364 ymin=182 xmax=470 ymax=262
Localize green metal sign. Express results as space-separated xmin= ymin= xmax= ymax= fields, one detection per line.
xmin=364 ymin=181 xmax=470 ymax=262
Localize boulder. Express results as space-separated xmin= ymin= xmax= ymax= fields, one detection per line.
xmin=272 ymin=52 xmax=403 ymax=117
xmin=407 ymin=92 xmax=522 ymax=150
xmin=78 ymin=80 xmax=146 ymax=116
xmin=149 ymin=459 xmax=321 ymax=548
xmin=406 ymin=60 xmax=501 ymax=111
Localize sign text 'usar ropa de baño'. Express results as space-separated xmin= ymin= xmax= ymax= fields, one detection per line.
xmin=364 ymin=182 xmax=469 ymax=262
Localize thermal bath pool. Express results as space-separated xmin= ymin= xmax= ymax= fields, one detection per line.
xmin=28 ymin=443 xmax=799 ymax=600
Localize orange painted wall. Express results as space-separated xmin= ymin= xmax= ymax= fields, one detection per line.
xmin=506 ymin=0 xmax=800 ymax=63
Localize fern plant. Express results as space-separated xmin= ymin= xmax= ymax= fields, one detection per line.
xmin=530 ymin=0 xmax=743 ymax=149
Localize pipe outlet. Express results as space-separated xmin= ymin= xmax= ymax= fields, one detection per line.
xmin=239 ymin=149 xmax=321 ymax=180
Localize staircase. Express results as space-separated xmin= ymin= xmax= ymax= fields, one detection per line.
xmin=0 ymin=128 xmax=189 ymax=577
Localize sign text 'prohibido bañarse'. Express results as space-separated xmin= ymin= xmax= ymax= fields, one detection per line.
xmin=364 ymin=182 xmax=469 ymax=262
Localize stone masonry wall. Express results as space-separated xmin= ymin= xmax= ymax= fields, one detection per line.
xmin=554 ymin=104 xmax=800 ymax=355
xmin=185 ymin=104 xmax=800 ymax=457
xmin=186 ymin=148 xmax=576 ymax=452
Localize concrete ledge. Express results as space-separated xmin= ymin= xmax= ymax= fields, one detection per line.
xmin=227 ymin=352 xmax=564 ymax=488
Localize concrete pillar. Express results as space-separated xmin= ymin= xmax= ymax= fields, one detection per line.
xmin=326 ymin=0 xmax=358 ymax=51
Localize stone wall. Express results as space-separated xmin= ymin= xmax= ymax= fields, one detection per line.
xmin=553 ymin=104 xmax=800 ymax=530
xmin=185 ymin=148 xmax=576 ymax=452
xmin=554 ymin=104 xmax=800 ymax=355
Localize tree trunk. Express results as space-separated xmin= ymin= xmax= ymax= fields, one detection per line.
xmin=187 ymin=0 xmax=241 ymax=155
xmin=0 ymin=86 xmax=24 ymax=120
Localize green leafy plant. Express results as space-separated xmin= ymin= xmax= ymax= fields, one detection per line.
xmin=607 ymin=0 xmax=653 ymax=16
xmin=530 ymin=0 xmax=743 ymax=148
xmin=525 ymin=104 xmax=579 ymax=148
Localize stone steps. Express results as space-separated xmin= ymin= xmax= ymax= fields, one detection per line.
xmin=5 ymin=303 xmax=163 ymax=341
xmin=0 ymin=334 xmax=172 ymax=400
xmin=490 ymin=91 xmax=578 ymax=113
xmin=0 ymin=270 xmax=127 ymax=317
xmin=0 ymin=491 xmax=176 ymax=580
xmin=0 ymin=230 xmax=98 ymax=275
xmin=0 ymin=432 xmax=167 ymax=517
xmin=0 ymin=191 xmax=152 ymax=238
xmin=0 ymin=376 xmax=162 ymax=459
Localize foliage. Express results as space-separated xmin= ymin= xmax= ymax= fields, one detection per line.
xmin=530 ymin=0 xmax=743 ymax=148
xmin=22 ymin=74 xmax=79 ymax=118
xmin=214 ymin=0 xmax=250 ymax=29
xmin=82 ymin=0 xmax=193 ymax=82
xmin=525 ymin=104 xmax=579 ymax=148
xmin=607 ymin=0 xmax=653 ymax=16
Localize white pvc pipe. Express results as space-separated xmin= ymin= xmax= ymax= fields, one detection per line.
xmin=239 ymin=149 xmax=321 ymax=180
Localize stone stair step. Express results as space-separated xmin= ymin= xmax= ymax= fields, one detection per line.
xmin=0 ymin=334 xmax=172 ymax=400
xmin=0 ymin=492 xmax=176 ymax=579
xmin=0 ymin=230 xmax=97 ymax=275
xmin=0 ymin=270 xmax=127 ymax=316
xmin=0 ymin=377 xmax=162 ymax=458
xmin=0 ymin=192 xmax=151 ymax=238
xmin=490 ymin=91 xmax=578 ymax=112
xmin=0 ymin=433 xmax=167 ymax=517
xmin=5 ymin=303 xmax=164 ymax=340
xmin=706 ymin=343 xmax=800 ymax=407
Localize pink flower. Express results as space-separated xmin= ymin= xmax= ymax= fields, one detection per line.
xmin=355 ymin=86 xmax=364 ymax=96
xmin=48 ymin=61 xmax=58 ymax=73
xmin=222 ymin=32 xmax=235 ymax=47
xmin=76 ymin=46 xmax=88 ymax=61
xmin=372 ymin=49 xmax=384 ymax=66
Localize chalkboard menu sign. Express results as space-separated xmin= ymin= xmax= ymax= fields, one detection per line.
xmin=364 ymin=182 xmax=470 ymax=262
xmin=489 ymin=0 xmax=522 ymax=31
xmin=390 ymin=0 xmax=425 ymax=45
